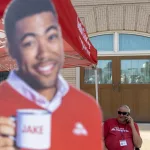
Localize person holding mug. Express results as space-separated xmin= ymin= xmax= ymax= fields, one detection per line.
xmin=0 ymin=0 xmax=103 ymax=149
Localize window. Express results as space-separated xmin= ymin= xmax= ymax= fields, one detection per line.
xmin=84 ymin=60 xmax=112 ymax=84
xmin=119 ymin=34 xmax=150 ymax=51
xmin=121 ymin=59 xmax=150 ymax=84
xmin=84 ymin=33 xmax=150 ymax=84
xmin=90 ymin=34 xmax=113 ymax=51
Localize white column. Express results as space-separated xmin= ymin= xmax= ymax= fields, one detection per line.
xmin=94 ymin=67 xmax=99 ymax=104
xmin=114 ymin=32 xmax=119 ymax=52
xmin=76 ymin=67 xmax=80 ymax=89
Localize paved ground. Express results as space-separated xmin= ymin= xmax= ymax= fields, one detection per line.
xmin=138 ymin=124 xmax=150 ymax=150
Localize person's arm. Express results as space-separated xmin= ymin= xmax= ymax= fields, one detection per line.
xmin=0 ymin=116 xmax=16 ymax=149
xmin=131 ymin=124 xmax=142 ymax=148
xmin=126 ymin=116 xmax=142 ymax=148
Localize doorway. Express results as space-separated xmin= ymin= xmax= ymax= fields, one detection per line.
xmin=80 ymin=56 xmax=150 ymax=122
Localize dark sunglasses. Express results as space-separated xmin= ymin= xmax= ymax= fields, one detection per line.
xmin=118 ymin=111 xmax=129 ymax=116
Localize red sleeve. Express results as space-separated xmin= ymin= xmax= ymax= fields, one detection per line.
xmin=134 ymin=123 xmax=140 ymax=135
xmin=103 ymin=120 xmax=109 ymax=139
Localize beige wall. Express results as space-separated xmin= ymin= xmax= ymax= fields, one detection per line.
xmin=72 ymin=0 xmax=150 ymax=35
xmin=60 ymin=68 xmax=76 ymax=87
xmin=72 ymin=0 xmax=150 ymax=6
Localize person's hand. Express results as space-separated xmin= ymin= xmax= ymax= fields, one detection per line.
xmin=125 ymin=115 xmax=134 ymax=127
xmin=0 ymin=116 xmax=16 ymax=150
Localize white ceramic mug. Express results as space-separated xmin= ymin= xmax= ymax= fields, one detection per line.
xmin=14 ymin=109 xmax=51 ymax=149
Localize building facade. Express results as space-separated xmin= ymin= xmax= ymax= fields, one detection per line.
xmin=63 ymin=0 xmax=150 ymax=122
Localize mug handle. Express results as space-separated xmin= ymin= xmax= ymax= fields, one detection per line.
xmin=9 ymin=116 xmax=21 ymax=149
xmin=9 ymin=116 xmax=16 ymax=141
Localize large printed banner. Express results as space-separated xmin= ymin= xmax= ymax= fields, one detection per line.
xmin=0 ymin=0 xmax=97 ymax=71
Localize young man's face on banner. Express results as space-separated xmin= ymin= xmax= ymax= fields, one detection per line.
xmin=10 ymin=11 xmax=64 ymax=89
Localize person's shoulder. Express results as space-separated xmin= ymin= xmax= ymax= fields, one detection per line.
xmin=0 ymin=80 xmax=13 ymax=97
xmin=65 ymin=85 xmax=102 ymax=121
xmin=134 ymin=122 xmax=139 ymax=128
xmin=66 ymin=84 xmax=100 ymax=109
xmin=0 ymin=81 xmax=10 ymax=101
xmin=68 ymin=85 xmax=96 ymax=101
xmin=133 ymin=122 xmax=140 ymax=134
xmin=104 ymin=118 xmax=116 ymax=124
xmin=0 ymin=80 xmax=9 ymax=91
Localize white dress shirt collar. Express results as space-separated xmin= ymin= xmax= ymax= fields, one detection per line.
xmin=7 ymin=71 xmax=69 ymax=112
